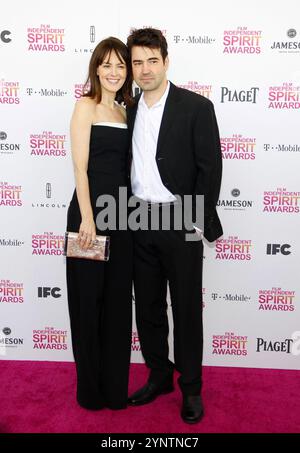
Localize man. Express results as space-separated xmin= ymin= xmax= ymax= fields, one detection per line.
xmin=126 ymin=28 xmax=223 ymax=423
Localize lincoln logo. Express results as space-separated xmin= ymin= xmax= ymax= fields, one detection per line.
xmin=46 ymin=183 xmax=51 ymax=198
xmin=90 ymin=26 xmax=95 ymax=43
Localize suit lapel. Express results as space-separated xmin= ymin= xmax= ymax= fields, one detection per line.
xmin=127 ymin=94 xmax=141 ymax=161
xmin=127 ymin=95 xmax=140 ymax=134
xmin=156 ymin=82 xmax=181 ymax=157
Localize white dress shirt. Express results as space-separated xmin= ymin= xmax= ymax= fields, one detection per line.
xmin=131 ymin=81 xmax=177 ymax=203
xmin=130 ymin=81 xmax=203 ymax=238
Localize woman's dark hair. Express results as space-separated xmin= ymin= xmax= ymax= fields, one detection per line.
xmin=127 ymin=28 xmax=168 ymax=62
xmin=83 ymin=37 xmax=133 ymax=106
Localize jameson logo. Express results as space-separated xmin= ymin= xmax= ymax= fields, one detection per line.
xmin=0 ymin=328 xmax=24 ymax=347
xmin=212 ymin=332 xmax=248 ymax=356
xmin=258 ymin=288 xmax=295 ymax=312
xmin=30 ymin=131 xmax=67 ymax=157
xmin=263 ymin=188 xmax=300 ymax=213
xmin=33 ymin=327 xmax=67 ymax=350
xmin=223 ymin=27 xmax=262 ymax=53
xmin=0 ymin=280 xmax=24 ymax=304
xmin=221 ymin=134 xmax=256 ymax=160
xmin=217 ymin=189 xmax=253 ymax=211
xmin=177 ymin=82 xmax=212 ymax=99
xmin=268 ymin=83 xmax=300 ymax=109
xmin=27 ymin=25 xmax=65 ymax=51
xmin=0 ymin=132 xmax=21 ymax=155
xmin=271 ymin=29 xmax=300 ymax=52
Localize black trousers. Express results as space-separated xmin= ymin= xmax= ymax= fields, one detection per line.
xmin=133 ymin=219 xmax=204 ymax=396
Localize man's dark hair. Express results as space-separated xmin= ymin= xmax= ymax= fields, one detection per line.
xmin=127 ymin=28 xmax=168 ymax=62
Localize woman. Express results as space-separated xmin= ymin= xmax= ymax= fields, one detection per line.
xmin=66 ymin=37 xmax=133 ymax=410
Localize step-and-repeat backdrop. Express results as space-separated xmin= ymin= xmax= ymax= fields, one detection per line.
xmin=1 ymin=0 xmax=300 ymax=369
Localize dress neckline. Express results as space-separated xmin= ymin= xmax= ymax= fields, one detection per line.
xmin=92 ymin=122 xmax=127 ymax=129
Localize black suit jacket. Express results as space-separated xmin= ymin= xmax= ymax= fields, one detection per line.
xmin=127 ymin=82 xmax=223 ymax=242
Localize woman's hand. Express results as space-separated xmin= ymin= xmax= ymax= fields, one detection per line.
xmin=78 ymin=217 xmax=96 ymax=250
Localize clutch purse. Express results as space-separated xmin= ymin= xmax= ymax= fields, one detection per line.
xmin=63 ymin=231 xmax=110 ymax=261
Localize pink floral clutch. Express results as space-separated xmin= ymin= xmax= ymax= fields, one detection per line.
xmin=64 ymin=231 xmax=110 ymax=261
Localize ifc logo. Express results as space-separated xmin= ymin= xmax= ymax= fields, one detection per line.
xmin=231 ymin=188 xmax=240 ymax=197
xmin=287 ymin=29 xmax=297 ymax=38
xmin=2 ymin=327 xmax=11 ymax=336
xmin=0 ymin=131 xmax=7 ymax=140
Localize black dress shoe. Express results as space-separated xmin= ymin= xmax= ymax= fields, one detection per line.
xmin=128 ymin=380 xmax=174 ymax=406
xmin=181 ymin=395 xmax=204 ymax=424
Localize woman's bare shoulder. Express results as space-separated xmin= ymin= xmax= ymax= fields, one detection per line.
xmin=76 ymin=96 xmax=97 ymax=109
xmin=73 ymin=97 xmax=97 ymax=119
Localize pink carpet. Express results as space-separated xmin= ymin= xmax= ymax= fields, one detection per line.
xmin=0 ymin=360 xmax=299 ymax=433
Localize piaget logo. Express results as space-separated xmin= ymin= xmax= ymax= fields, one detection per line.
xmin=221 ymin=87 xmax=259 ymax=103
xmin=256 ymin=337 xmax=293 ymax=353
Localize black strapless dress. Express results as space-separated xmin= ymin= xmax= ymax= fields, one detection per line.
xmin=66 ymin=124 xmax=132 ymax=410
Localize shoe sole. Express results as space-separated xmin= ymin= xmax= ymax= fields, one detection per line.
xmin=181 ymin=412 xmax=204 ymax=424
